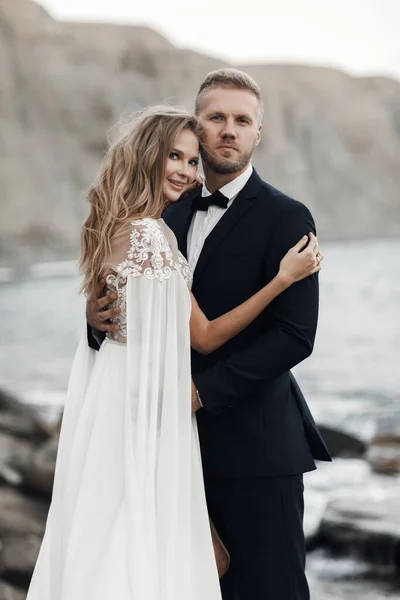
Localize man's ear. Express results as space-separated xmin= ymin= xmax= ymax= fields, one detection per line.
xmin=255 ymin=125 xmax=262 ymax=146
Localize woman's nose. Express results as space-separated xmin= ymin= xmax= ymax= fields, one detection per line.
xmin=177 ymin=162 xmax=190 ymax=177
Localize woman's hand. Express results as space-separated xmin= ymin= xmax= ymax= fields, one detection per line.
xmin=210 ymin=520 xmax=230 ymax=579
xmin=191 ymin=379 xmax=202 ymax=413
xmin=278 ymin=232 xmax=323 ymax=286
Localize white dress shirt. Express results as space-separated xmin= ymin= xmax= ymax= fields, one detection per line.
xmin=187 ymin=164 xmax=253 ymax=272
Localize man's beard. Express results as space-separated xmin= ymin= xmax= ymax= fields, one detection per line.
xmin=200 ymin=143 xmax=256 ymax=175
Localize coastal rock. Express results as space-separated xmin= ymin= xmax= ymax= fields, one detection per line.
xmin=0 ymin=581 xmax=25 ymax=600
xmin=0 ymin=433 xmax=32 ymax=486
xmin=319 ymin=496 xmax=400 ymax=570
xmin=367 ymin=434 xmax=400 ymax=475
xmin=18 ymin=437 xmax=58 ymax=498
xmin=0 ymin=487 xmax=47 ymax=588
xmin=0 ymin=487 xmax=47 ymax=537
xmin=0 ymin=534 xmax=41 ymax=589
xmin=317 ymin=425 xmax=366 ymax=458
xmin=304 ymin=458 xmax=400 ymax=563
xmin=0 ymin=389 xmax=53 ymax=441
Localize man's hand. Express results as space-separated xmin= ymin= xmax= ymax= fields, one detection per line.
xmin=191 ymin=379 xmax=202 ymax=413
xmin=86 ymin=278 xmax=120 ymax=333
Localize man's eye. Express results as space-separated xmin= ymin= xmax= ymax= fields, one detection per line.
xmin=211 ymin=115 xmax=222 ymax=121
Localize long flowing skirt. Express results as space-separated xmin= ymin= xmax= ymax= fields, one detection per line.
xmin=26 ymin=337 xmax=221 ymax=600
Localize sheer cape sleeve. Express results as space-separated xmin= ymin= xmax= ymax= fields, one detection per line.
xmin=103 ymin=219 xmax=217 ymax=597
xmin=124 ymin=220 xmax=193 ymax=594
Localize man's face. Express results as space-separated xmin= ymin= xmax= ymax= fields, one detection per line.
xmin=197 ymin=87 xmax=262 ymax=175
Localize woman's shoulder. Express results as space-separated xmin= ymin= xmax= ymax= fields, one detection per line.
xmin=128 ymin=218 xmax=175 ymax=270
xmin=113 ymin=217 xmax=166 ymax=246
xmin=105 ymin=218 xmax=165 ymax=270
xmin=129 ymin=217 xmax=180 ymax=249
xmin=130 ymin=217 xmax=163 ymax=226
xmin=128 ymin=217 xmax=170 ymax=244
xmin=106 ymin=217 xmax=189 ymax=284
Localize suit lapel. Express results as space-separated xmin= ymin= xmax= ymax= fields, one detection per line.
xmin=192 ymin=170 xmax=262 ymax=290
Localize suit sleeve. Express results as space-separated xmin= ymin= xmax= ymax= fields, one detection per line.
xmin=87 ymin=323 xmax=105 ymax=351
xmin=193 ymin=201 xmax=319 ymax=415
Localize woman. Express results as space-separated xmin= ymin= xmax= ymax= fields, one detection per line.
xmin=27 ymin=106 xmax=322 ymax=600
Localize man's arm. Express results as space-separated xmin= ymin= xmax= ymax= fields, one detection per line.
xmin=193 ymin=202 xmax=319 ymax=415
xmin=86 ymin=278 xmax=120 ymax=350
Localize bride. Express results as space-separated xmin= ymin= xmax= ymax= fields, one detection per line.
xmin=27 ymin=106 xmax=322 ymax=600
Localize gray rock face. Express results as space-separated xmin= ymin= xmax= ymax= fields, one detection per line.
xmin=367 ymin=433 xmax=400 ymax=475
xmin=1 ymin=0 xmax=400 ymax=266
xmin=0 ymin=581 xmax=25 ymax=600
xmin=320 ymin=496 xmax=400 ymax=570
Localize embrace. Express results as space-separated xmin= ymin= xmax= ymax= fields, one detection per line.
xmin=27 ymin=68 xmax=331 ymax=600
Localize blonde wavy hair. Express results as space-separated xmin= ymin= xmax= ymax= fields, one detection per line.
xmin=79 ymin=106 xmax=201 ymax=296
xmin=195 ymin=68 xmax=264 ymax=124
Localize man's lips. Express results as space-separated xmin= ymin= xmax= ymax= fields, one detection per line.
xmin=217 ymin=145 xmax=238 ymax=151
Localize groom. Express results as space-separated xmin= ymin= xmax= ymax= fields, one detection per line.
xmin=87 ymin=68 xmax=331 ymax=599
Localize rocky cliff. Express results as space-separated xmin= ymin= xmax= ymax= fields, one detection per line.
xmin=1 ymin=0 xmax=399 ymax=264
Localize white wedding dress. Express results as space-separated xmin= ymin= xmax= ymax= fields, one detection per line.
xmin=27 ymin=218 xmax=222 ymax=600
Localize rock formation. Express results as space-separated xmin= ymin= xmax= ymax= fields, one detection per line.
xmin=1 ymin=0 xmax=399 ymax=265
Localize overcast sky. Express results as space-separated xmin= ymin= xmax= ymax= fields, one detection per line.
xmin=36 ymin=0 xmax=400 ymax=80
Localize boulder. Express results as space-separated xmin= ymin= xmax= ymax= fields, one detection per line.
xmin=367 ymin=434 xmax=400 ymax=475
xmin=0 ymin=534 xmax=41 ymax=589
xmin=18 ymin=437 xmax=58 ymax=498
xmin=0 ymin=433 xmax=32 ymax=486
xmin=0 ymin=581 xmax=25 ymax=600
xmin=318 ymin=425 xmax=366 ymax=458
xmin=0 ymin=487 xmax=47 ymax=537
xmin=304 ymin=457 xmax=400 ymax=563
xmin=319 ymin=496 xmax=400 ymax=570
xmin=0 ymin=487 xmax=47 ymax=590
xmin=307 ymin=551 xmax=400 ymax=599
xmin=0 ymin=389 xmax=53 ymax=441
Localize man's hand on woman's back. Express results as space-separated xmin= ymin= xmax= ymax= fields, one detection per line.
xmin=86 ymin=278 xmax=120 ymax=333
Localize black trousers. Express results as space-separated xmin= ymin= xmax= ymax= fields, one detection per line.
xmin=205 ymin=475 xmax=309 ymax=600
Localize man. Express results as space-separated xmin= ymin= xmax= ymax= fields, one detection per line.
xmin=87 ymin=68 xmax=331 ymax=599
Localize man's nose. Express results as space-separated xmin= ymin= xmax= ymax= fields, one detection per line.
xmin=220 ymin=118 xmax=237 ymax=139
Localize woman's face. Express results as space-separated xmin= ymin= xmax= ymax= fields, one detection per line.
xmin=163 ymin=128 xmax=200 ymax=202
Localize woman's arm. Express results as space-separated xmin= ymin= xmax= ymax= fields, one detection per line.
xmin=190 ymin=233 xmax=322 ymax=355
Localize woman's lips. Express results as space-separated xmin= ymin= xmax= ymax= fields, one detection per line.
xmin=168 ymin=179 xmax=186 ymax=190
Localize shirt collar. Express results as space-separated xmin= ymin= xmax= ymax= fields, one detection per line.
xmin=202 ymin=164 xmax=253 ymax=199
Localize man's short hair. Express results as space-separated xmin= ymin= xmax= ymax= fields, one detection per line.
xmin=195 ymin=68 xmax=264 ymax=123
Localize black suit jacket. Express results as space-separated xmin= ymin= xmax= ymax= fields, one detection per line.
xmin=162 ymin=169 xmax=331 ymax=477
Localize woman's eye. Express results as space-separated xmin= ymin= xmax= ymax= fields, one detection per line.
xmin=169 ymin=152 xmax=179 ymax=159
xmin=189 ymin=159 xmax=199 ymax=167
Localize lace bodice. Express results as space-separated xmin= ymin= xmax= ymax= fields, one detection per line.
xmin=103 ymin=218 xmax=192 ymax=343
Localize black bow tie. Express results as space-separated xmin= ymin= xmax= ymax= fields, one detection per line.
xmin=191 ymin=190 xmax=229 ymax=212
